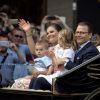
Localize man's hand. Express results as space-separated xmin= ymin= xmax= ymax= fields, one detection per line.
xmin=9 ymin=43 xmax=18 ymax=52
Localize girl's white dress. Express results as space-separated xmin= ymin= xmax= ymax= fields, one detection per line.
xmin=38 ymin=44 xmax=75 ymax=84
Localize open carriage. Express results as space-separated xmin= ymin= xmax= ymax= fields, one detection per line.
xmin=0 ymin=54 xmax=100 ymax=100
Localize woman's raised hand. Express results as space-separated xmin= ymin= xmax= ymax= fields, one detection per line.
xmin=19 ymin=19 xmax=31 ymax=32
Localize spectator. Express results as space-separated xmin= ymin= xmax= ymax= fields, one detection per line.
xmin=11 ymin=27 xmax=31 ymax=48
xmin=0 ymin=33 xmax=25 ymax=87
xmin=10 ymin=27 xmax=33 ymax=79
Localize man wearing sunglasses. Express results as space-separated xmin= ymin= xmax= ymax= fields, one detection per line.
xmin=10 ymin=28 xmax=32 ymax=79
xmin=0 ymin=33 xmax=25 ymax=87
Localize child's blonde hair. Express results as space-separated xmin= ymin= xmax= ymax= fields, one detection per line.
xmin=35 ymin=39 xmax=49 ymax=50
xmin=59 ymin=28 xmax=77 ymax=50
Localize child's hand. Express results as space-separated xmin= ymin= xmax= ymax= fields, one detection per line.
xmin=46 ymin=50 xmax=55 ymax=58
xmin=54 ymin=66 xmax=59 ymax=73
xmin=57 ymin=57 xmax=65 ymax=65
xmin=32 ymin=69 xmax=40 ymax=77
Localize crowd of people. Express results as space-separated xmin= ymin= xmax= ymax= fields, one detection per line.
xmin=0 ymin=7 xmax=100 ymax=93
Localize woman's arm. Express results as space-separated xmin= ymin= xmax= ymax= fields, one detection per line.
xmin=19 ymin=19 xmax=35 ymax=54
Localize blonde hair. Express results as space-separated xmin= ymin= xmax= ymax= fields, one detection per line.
xmin=35 ymin=39 xmax=49 ymax=50
xmin=59 ymin=28 xmax=77 ymax=50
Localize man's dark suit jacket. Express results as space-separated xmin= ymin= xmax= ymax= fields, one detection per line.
xmin=65 ymin=41 xmax=99 ymax=70
xmin=55 ymin=41 xmax=100 ymax=93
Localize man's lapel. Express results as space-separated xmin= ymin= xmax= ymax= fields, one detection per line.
xmin=75 ymin=42 xmax=92 ymax=60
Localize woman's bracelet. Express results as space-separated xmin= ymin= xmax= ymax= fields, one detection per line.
xmin=26 ymin=28 xmax=34 ymax=37
xmin=26 ymin=33 xmax=33 ymax=37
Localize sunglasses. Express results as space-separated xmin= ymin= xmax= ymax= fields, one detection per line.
xmin=14 ymin=35 xmax=23 ymax=39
